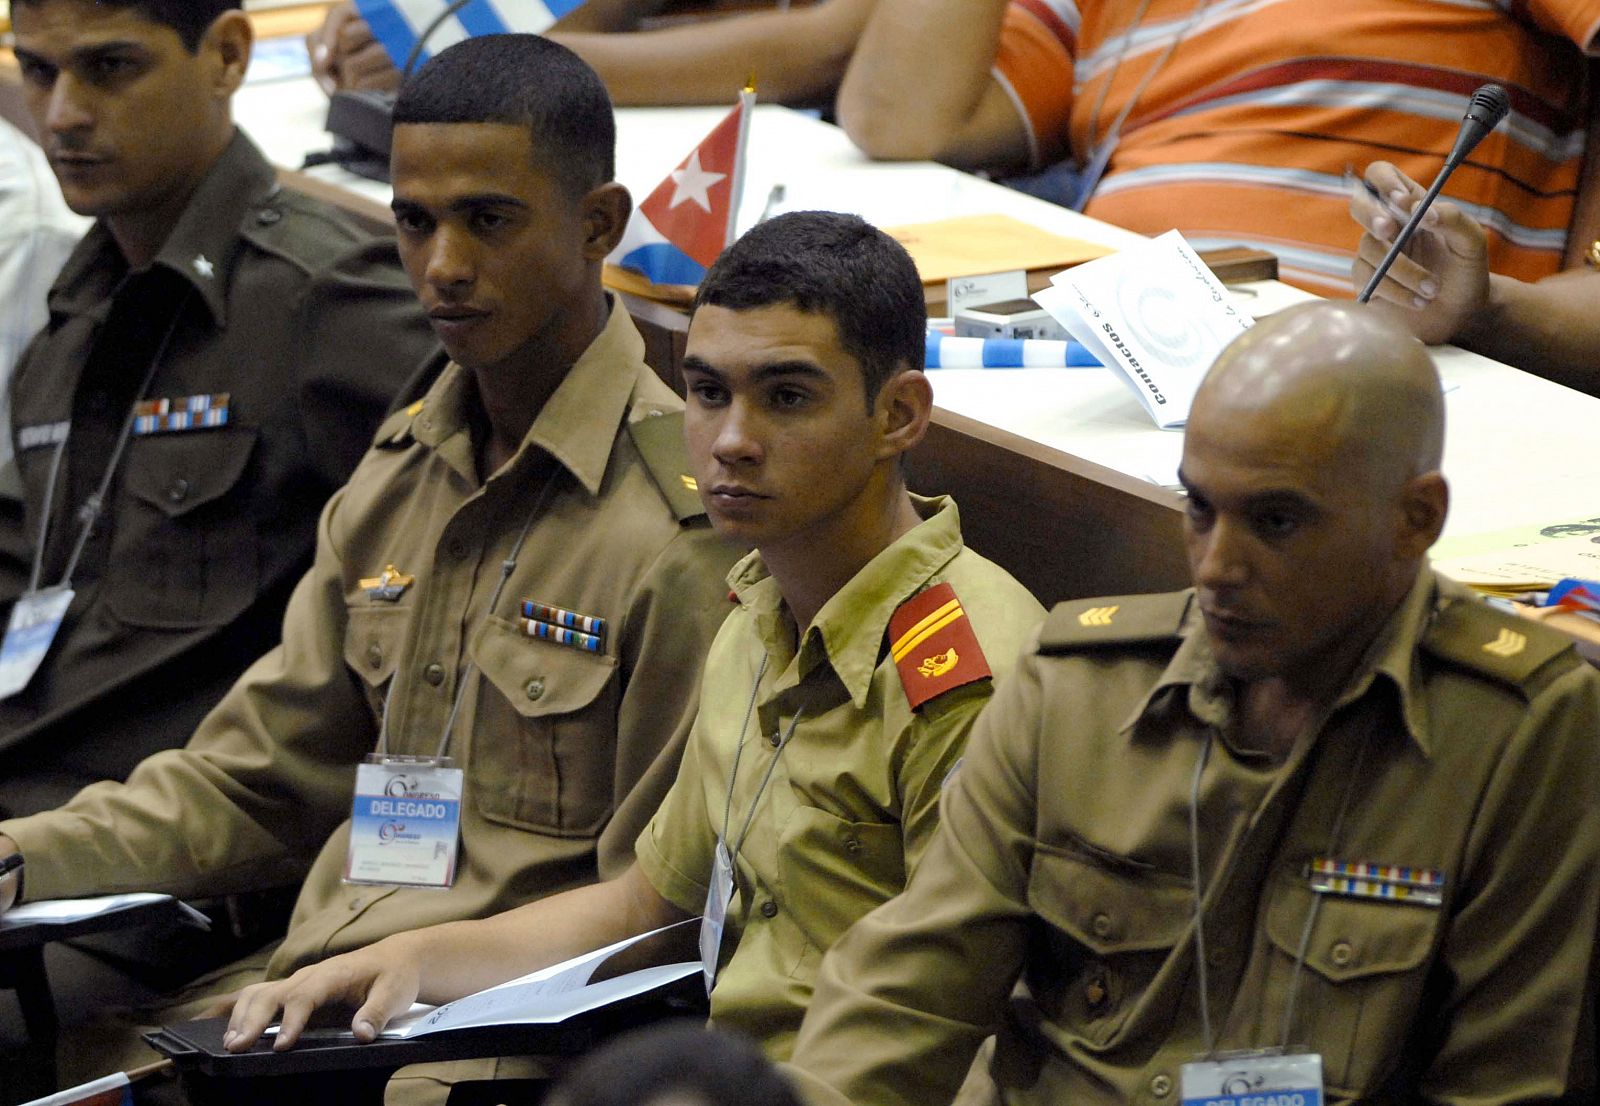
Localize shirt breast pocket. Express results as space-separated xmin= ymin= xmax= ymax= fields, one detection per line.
xmin=105 ymin=428 xmax=259 ymax=629
xmin=1263 ymin=875 xmax=1440 ymax=1094
xmin=778 ymin=807 xmax=905 ymax=978
xmin=1025 ymin=844 xmax=1193 ymax=1048
xmin=343 ymin=604 xmax=409 ymax=724
xmin=468 ymin=612 xmax=620 ymax=837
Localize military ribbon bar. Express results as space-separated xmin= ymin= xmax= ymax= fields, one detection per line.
xmin=521 ymin=601 xmax=607 ymax=653
xmin=523 ymin=619 xmax=604 ymax=653
xmin=1307 ymin=857 xmax=1444 ymax=907
xmin=133 ymin=393 xmax=230 ymax=435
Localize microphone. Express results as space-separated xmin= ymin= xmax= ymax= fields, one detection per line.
xmin=1356 ymin=84 xmax=1510 ymax=303
xmin=321 ymin=0 xmax=477 ymax=182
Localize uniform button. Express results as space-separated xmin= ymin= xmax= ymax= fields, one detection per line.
xmin=759 ymin=900 xmax=778 ymax=919
xmin=844 ymin=836 xmax=862 ymax=855
xmin=525 ymin=678 xmax=545 ymax=701
xmin=256 ymin=207 xmax=282 ymax=226
xmin=1091 ymin=912 xmax=1113 ymax=939
xmin=166 ymin=477 xmax=190 ymax=504
xmin=424 ymin=663 xmax=445 ymax=686
xmin=349 ymin=897 xmax=365 ymax=911
xmin=1330 ymin=940 xmax=1354 ymax=968
xmin=768 ymin=727 xmax=782 ymax=748
xmin=366 ymin=643 xmax=383 ymax=669
xmin=1150 ymin=1073 xmax=1172 ymax=1098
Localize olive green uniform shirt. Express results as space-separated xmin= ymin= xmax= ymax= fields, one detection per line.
xmin=0 ymin=131 xmax=437 ymax=815
xmin=1 ymin=303 xmax=739 ymax=981
xmin=791 ymin=570 xmax=1600 ymax=1105
xmin=636 ymin=496 xmax=1043 ymax=1060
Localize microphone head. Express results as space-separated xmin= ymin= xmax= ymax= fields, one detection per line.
xmin=1466 ymin=84 xmax=1511 ymax=131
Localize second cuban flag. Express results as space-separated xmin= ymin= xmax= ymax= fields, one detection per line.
xmin=610 ymin=88 xmax=755 ymax=289
xmin=354 ymin=0 xmax=588 ymax=70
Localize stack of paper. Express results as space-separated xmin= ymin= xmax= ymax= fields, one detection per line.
xmin=1434 ymin=535 xmax=1600 ymax=597
xmin=267 ymin=920 xmax=698 ymax=1041
xmin=1031 ymin=231 xmax=1253 ymax=429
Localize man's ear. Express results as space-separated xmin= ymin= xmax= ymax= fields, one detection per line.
xmin=1394 ymin=470 xmax=1449 ymax=560
xmin=874 ymin=368 xmax=933 ymax=462
xmin=204 ymin=11 xmax=254 ymax=99
xmin=580 ymin=182 xmax=632 ymax=260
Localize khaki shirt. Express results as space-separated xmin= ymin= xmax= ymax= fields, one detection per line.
xmin=0 ymin=131 xmax=437 ymax=814
xmin=2 ymin=304 xmax=740 ymax=980
xmin=637 ymin=496 xmax=1043 ymax=1059
xmin=791 ymin=570 xmax=1600 ymax=1105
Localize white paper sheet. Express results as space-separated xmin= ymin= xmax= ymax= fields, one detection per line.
xmin=1032 ymin=230 xmax=1252 ymax=429
xmin=2 ymin=891 xmax=208 ymax=929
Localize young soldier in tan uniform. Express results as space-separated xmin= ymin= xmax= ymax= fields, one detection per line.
xmin=0 ymin=35 xmax=737 ymax=1089
xmin=0 ymin=0 xmax=436 ymax=818
xmin=221 ymin=212 xmax=1045 ymax=1068
xmin=788 ymin=302 xmax=1600 ymax=1106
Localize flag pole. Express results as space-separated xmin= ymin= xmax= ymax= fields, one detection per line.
xmin=726 ymin=81 xmax=758 ymax=249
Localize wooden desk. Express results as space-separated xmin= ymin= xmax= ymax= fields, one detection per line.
xmin=236 ymin=88 xmax=1600 ymax=605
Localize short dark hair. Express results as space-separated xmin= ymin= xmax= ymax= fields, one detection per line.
xmin=694 ymin=211 xmax=925 ymax=404
xmin=12 ymin=0 xmax=239 ymax=52
xmin=392 ymin=34 xmax=615 ymax=200
xmin=548 ymin=1022 xmax=803 ymax=1106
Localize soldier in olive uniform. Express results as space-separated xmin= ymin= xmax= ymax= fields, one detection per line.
xmin=220 ymin=214 xmax=1044 ymax=1074
xmin=788 ymin=302 xmax=1600 ymax=1106
xmin=0 ymin=0 xmax=437 ymax=818
xmin=0 ymin=34 xmax=738 ymax=1091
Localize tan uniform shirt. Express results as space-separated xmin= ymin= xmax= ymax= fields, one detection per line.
xmin=637 ymin=496 xmax=1043 ymax=1060
xmin=2 ymin=304 xmax=739 ymax=980
xmin=0 ymin=131 xmax=437 ymax=815
xmin=791 ymin=570 xmax=1600 ymax=1105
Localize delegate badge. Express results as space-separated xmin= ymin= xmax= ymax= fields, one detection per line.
xmin=0 ymin=587 xmax=75 ymax=699
xmin=699 ymin=837 xmax=735 ymax=994
xmin=344 ymin=755 xmax=464 ymax=889
xmin=1181 ymin=1051 xmax=1322 ymax=1106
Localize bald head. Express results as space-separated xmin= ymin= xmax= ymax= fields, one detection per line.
xmin=1193 ymin=302 xmax=1443 ymax=489
xmin=1179 ymin=301 xmax=1450 ymax=696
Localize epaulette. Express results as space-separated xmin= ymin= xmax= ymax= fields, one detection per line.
xmin=1421 ymin=593 xmax=1577 ymax=695
xmin=372 ymin=398 xmax=425 ymax=449
xmin=1038 ymin=592 xmax=1192 ymax=654
xmin=627 ymin=409 xmax=705 ymax=523
xmin=889 ymin=582 xmax=992 ymax=711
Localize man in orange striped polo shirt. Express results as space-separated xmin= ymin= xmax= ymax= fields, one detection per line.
xmin=838 ymin=0 xmax=1600 ymax=296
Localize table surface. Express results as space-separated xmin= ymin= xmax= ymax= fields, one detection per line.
xmin=233 ymin=76 xmax=1600 ymax=557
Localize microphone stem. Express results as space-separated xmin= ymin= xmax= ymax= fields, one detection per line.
xmin=1356 ymin=162 xmax=1457 ymax=304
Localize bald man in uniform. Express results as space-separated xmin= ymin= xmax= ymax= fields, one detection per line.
xmin=788 ymin=302 xmax=1600 ymax=1105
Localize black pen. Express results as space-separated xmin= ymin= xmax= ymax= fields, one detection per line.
xmin=0 ymin=854 xmax=23 ymax=879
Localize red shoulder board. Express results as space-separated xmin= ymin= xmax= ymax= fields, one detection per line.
xmin=888 ymin=582 xmax=992 ymax=711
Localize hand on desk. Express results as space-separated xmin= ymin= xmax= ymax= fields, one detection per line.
xmin=223 ymin=935 xmax=424 ymax=1051
xmin=307 ymin=2 xmax=402 ymax=95
xmin=1350 ymin=160 xmax=1490 ymax=345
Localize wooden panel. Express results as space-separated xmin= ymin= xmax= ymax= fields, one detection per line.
xmin=906 ymin=408 xmax=1189 ymax=606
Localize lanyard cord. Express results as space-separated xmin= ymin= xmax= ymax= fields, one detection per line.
xmin=374 ymin=469 xmax=560 ymax=761
xmin=29 ymin=297 xmax=189 ymax=596
xmin=720 ymin=653 xmax=808 ymax=860
xmin=1187 ymin=722 xmax=1376 ymax=1058
xmin=1081 ymin=0 xmax=1216 ymax=184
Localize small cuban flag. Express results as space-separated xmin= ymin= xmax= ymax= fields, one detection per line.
xmin=353 ymin=0 xmax=587 ymax=71
xmin=609 ymin=87 xmax=755 ymax=290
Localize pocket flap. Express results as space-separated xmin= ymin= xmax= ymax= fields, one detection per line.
xmin=1028 ymin=845 xmax=1192 ymax=954
xmin=1264 ymin=873 xmax=1440 ymax=983
xmin=472 ymin=613 xmax=617 ymax=717
xmin=344 ymin=605 xmax=409 ymax=689
xmin=124 ymin=428 xmax=258 ymax=518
